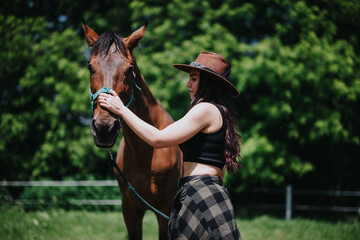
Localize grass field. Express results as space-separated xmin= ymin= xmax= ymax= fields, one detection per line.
xmin=1 ymin=206 xmax=359 ymax=240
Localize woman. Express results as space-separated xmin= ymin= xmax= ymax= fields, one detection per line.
xmin=99 ymin=52 xmax=242 ymax=239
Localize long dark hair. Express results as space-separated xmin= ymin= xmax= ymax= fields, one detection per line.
xmin=189 ymin=74 xmax=242 ymax=173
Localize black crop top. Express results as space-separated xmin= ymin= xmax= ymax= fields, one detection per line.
xmin=179 ymin=104 xmax=226 ymax=169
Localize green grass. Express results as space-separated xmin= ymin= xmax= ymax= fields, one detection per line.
xmin=1 ymin=206 xmax=359 ymax=240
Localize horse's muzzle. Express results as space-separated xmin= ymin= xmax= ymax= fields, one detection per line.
xmin=91 ymin=118 xmax=121 ymax=148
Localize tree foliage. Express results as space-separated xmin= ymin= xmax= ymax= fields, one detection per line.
xmin=230 ymin=35 xmax=359 ymax=189
xmin=0 ymin=14 xmax=109 ymax=180
xmin=1 ymin=1 xmax=359 ymax=190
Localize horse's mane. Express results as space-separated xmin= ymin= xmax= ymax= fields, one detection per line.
xmin=91 ymin=31 xmax=127 ymax=56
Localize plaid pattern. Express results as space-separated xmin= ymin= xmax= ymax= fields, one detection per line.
xmin=168 ymin=175 xmax=241 ymax=240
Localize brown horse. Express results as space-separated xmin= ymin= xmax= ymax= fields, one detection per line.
xmin=83 ymin=21 xmax=182 ymax=239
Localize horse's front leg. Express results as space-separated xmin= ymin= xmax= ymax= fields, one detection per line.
xmin=122 ymin=196 xmax=146 ymax=240
xmin=156 ymin=213 xmax=170 ymax=240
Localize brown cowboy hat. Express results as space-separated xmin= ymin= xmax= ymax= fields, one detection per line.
xmin=173 ymin=52 xmax=239 ymax=96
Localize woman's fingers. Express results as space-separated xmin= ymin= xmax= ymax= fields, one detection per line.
xmin=98 ymin=94 xmax=109 ymax=106
xmin=97 ymin=93 xmax=123 ymax=115
xmin=98 ymin=91 xmax=124 ymax=111
xmin=110 ymin=89 xmax=117 ymax=96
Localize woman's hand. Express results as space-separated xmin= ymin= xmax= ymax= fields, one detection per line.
xmin=98 ymin=90 xmax=124 ymax=116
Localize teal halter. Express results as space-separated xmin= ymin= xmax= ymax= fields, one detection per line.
xmin=89 ymin=87 xmax=111 ymax=111
xmin=89 ymin=74 xmax=141 ymax=112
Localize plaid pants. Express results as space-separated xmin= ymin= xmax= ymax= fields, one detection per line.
xmin=168 ymin=175 xmax=241 ymax=240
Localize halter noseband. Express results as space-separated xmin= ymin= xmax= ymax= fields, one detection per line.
xmin=89 ymin=72 xmax=141 ymax=112
xmin=89 ymin=87 xmax=111 ymax=111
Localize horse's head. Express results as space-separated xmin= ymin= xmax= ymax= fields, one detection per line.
xmin=82 ymin=20 xmax=147 ymax=148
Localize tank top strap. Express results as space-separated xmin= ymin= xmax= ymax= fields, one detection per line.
xmin=211 ymin=103 xmax=227 ymax=130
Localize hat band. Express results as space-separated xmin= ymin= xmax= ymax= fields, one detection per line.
xmin=190 ymin=62 xmax=231 ymax=79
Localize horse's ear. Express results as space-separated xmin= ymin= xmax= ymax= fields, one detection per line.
xmin=82 ymin=19 xmax=99 ymax=47
xmin=125 ymin=22 xmax=148 ymax=51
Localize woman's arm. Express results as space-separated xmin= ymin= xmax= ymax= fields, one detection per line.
xmin=99 ymin=90 xmax=215 ymax=148
xmin=220 ymin=166 xmax=226 ymax=179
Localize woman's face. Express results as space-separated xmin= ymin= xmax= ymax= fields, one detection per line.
xmin=187 ymin=69 xmax=200 ymax=100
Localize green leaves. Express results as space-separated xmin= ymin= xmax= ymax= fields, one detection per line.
xmin=234 ymin=28 xmax=359 ymax=187
xmin=0 ymin=15 xmax=109 ymax=180
xmin=1 ymin=1 xmax=359 ymax=190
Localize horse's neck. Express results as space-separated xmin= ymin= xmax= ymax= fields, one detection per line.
xmin=133 ymin=61 xmax=157 ymax=108
xmin=132 ymin=74 xmax=157 ymax=123
xmin=122 ymin=72 xmax=166 ymax=151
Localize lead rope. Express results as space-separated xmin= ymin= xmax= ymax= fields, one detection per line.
xmin=90 ymin=72 xmax=170 ymax=220
xmin=107 ymin=149 xmax=170 ymax=220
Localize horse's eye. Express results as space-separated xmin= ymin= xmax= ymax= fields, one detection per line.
xmin=128 ymin=65 xmax=135 ymax=73
xmin=88 ymin=64 xmax=95 ymax=74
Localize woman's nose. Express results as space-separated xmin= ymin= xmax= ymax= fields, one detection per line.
xmin=186 ymin=80 xmax=191 ymax=88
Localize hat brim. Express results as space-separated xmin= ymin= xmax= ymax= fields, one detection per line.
xmin=173 ymin=64 xmax=239 ymax=96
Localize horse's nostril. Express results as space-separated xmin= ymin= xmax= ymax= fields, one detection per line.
xmin=90 ymin=117 xmax=120 ymax=148
xmin=114 ymin=119 xmax=120 ymax=129
xmin=91 ymin=118 xmax=120 ymax=137
xmin=110 ymin=119 xmax=121 ymax=136
xmin=90 ymin=118 xmax=97 ymax=136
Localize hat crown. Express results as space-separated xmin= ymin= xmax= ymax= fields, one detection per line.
xmin=194 ymin=52 xmax=231 ymax=79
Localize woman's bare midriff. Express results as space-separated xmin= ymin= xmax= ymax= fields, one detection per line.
xmin=183 ymin=162 xmax=222 ymax=177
